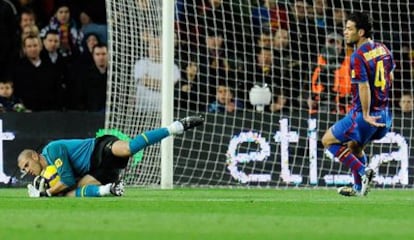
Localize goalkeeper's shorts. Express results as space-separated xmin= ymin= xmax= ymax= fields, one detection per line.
xmin=89 ymin=135 xmax=129 ymax=184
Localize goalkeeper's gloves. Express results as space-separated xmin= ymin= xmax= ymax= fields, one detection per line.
xmin=27 ymin=183 xmax=52 ymax=198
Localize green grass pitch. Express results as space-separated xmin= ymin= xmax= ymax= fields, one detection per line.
xmin=1 ymin=188 xmax=413 ymax=240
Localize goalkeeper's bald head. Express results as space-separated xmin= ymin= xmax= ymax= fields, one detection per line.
xmin=17 ymin=149 xmax=46 ymax=177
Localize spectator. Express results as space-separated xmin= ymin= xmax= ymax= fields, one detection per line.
xmin=273 ymin=28 xmax=300 ymax=110
xmin=40 ymin=0 xmax=82 ymax=59
xmin=198 ymin=28 xmax=237 ymax=103
xmin=73 ymin=0 xmax=107 ymax=24
xmin=21 ymin=21 xmax=38 ymax=39
xmin=40 ymin=29 xmax=63 ymax=65
xmin=18 ymin=7 xmax=35 ymax=31
xmin=0 ymin=0 xmax=18 ymax=72
xmin=273 ymin=28 xmax=291 ymax=59
xmin=175 ymin=0 xmax=199 ymax=53
xmin=251 ymin=0 xmax=288 ymax=36
xmin=312 ymin=0 xmax=329 ymax=39
xmin=257 ymin=29 xmax=273 ymax=49
xmin=0 ymin=78 xmax=29 ymax=112
xmin=326 ymin=5 xmax=348 ymax=34
xmin=12 ymin=35 xmax=61 ymax=111
xmin=12 ymin=0 xmax=48 ymax=27
xmin=79 ymin=10 xmax=107 ymax=45
xmin=134 ymin=36 xmax=180 ymax=112
xmin=174 ymin=58 xmax=207 ymax=112
xmin=246 ymin=47 xmax=287 ymax=112
xmin=40 ymin=29 xmax=67 ymax=108
xmin=208 ymin=85 xmax=243 ymax=113
xmin=200 ymin=28 xmax=231 ymax=73
xmin=288 ymin=0 xmax=318 ymax=86
xmin=393 ymin=44 xmax=412 ymax=103
xmin=398 ymin=92 xmax=414 ymax=114
xmin=72 ymin=43 xmax=108 ymax=112
xmin=77 ymin=32 xmax=100 ymax=67
xmin=309 ymin=32 xmax=351 ymax=114
xmin=198 ymin=0 xmax=245 ymax=55
xmin=15 ymin=8 xmax=38 ymax=58
xmin=64 ymin=33 xmax=101 ymax=110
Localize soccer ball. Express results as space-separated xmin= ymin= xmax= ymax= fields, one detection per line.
xmin=36 ymin=165 xmax=60 ymax=189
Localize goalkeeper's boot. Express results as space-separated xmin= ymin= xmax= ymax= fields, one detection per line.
xmin=337 ymin=186 xmax=358 ymax=197
xmin=360 ymin=167 xmax=375 ymax=196
xmin=169 ymin=115 xmax=204 ymax=135
xmin=179 ymin=115 xmax=204 ymax=131
xmin=110 ymin=180 xmax=125 ymax=196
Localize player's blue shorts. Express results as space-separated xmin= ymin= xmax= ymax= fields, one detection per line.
xmin=331 ymin=108 xmax=392 ymax=146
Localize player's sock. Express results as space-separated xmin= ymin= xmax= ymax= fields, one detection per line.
xmin=129 ymin=128 xmax=170 ymax=154
xmin=327 ymin=144 xmax=365 ymax=176
xmin=75 ymin=184 xmax=114 ymax=197
xmin=352 ymin=155 xmax=367 ymax=191
xmin=75 ymin=185 xmax=101 ymax=197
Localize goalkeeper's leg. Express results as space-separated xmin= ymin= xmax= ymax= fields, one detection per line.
xmin=126 ymin=115 xmax=204 ymax=155
xmin=107 ymin=115 xmax=204 ymax=158
xmin=65 ymin=182 xmax=124 ymax=197
xmin=64 ymin=174 xmax=124 ymax=197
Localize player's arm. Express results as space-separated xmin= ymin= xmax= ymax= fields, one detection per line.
xmin=359 ymin=82 xmax=385 ymax=127
xmin=47 ymin=180 xmax=69 ymax=196
xmin=45 ymin=145 xmax=77 ymax=195
xmin=389 ymin=71 xmax=394 ymax=83
xmin=352 ymin=53 xmax=384 ymax=127
xmin=359 ymin=81 xmax=370 ymax=117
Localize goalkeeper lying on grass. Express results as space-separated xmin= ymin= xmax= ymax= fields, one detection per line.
xmin=17 ymin=116 xmax=204 ymax=197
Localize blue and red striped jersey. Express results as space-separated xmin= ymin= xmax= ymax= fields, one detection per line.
xmin=350 ymin=41 xmax=395 ymax=112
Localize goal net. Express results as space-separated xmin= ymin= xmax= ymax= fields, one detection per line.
xmin=105 ymin=0 xmax=413 ymax=188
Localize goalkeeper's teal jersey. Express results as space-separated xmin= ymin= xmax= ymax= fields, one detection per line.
xmin=41 ymin=138 xmax=96 ymax=187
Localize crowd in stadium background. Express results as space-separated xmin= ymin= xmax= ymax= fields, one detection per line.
xmin=0 ymin=0 xmax=412 ymax=114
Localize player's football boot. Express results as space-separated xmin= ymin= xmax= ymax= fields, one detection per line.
xmin=179 ymin=115 xmax=204 ymax=131
xmin=361 ymin=168 xmax=375 ymax=196
xmin=337 ymin=186 xmax=358 ymax=197
xmin=110 ymin=180 xmax=125 ymax=196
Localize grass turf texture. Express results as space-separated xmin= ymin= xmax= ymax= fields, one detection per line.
xmin=0 ymin=188 xmax=413 ymax=240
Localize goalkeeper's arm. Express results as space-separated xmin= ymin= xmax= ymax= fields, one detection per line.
xmin=29 ymin=177 xmax=71 ymax=197
xmin=46 ymin=144 xmax=77 ymax=193
xmin=47 ymin=181 xmax=69 ymax=196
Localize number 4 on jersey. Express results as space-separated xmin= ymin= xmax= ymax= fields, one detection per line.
xmin=374 ymin=60 xmax=386 ymax=91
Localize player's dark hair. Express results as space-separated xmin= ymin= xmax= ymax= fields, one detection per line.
xmin=347 ymin=12 xmax=373 ymax=38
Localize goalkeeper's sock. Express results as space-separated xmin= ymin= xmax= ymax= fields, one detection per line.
xmin=327 ymin=144 xmax=365 ymax=176
xmin=129 ymin=128 xmax=170 ymax=154
xmin=352 ymin=154 xmax=367 ymax=191
xmin=167 ymin=121 xmax=184 ymax=135
xmin=75 ymin=184 xmax=113 ymax=197
xmin=75 ymin=185 xmax=101 ymax=197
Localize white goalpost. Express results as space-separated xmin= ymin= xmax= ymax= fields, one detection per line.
xmin=160 ymin=0 xmax=175 ymax=189
xmin=105 ymin=0 xmax=413 ymax=188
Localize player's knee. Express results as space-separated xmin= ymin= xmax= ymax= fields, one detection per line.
xmin=347 ymin=141 xmax=363 ymax=155
xmin=111 ymin=140 xmax=132 ymax=157
xmin=321 ymin=133 xmax=330 ymax=148
xmin=321 ymin=129 xmax=338 ymax=148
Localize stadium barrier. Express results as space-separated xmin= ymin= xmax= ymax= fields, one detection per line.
xmin=173 ymin=111 xmax=413 ymax=187
xmin=1 ymin=111 xmax=413 ymax=187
